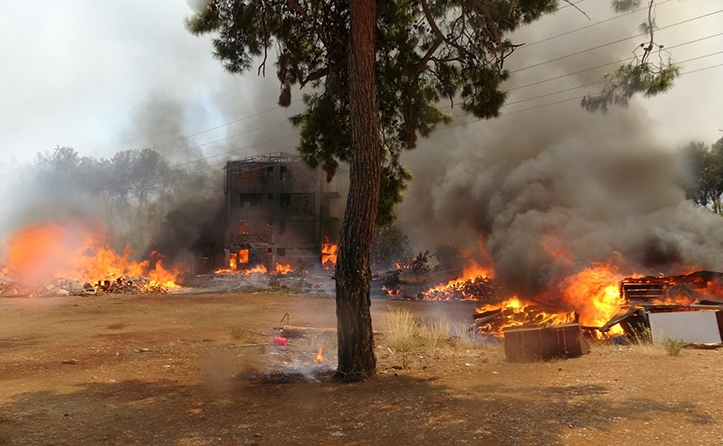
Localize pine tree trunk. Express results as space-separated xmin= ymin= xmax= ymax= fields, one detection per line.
xmin=335 ymin=0 xmax=380 ymax=380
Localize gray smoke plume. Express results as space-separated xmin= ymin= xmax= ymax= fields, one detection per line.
xmin=396 ymin=2 xmax=723 ymax=297
xmin=398 ymin=94 xmax=723 ymax=297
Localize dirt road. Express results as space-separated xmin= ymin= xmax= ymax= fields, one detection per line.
xmin=0 ymin=291 xmax=721 ymax=445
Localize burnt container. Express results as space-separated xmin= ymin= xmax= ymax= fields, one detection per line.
xmin=503 ymin=323 xmax=590 ymax=362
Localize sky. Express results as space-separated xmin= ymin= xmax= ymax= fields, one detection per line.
xmin=0 ymin=0 xmax=721 ymax=168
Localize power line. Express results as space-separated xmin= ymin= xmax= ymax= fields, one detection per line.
xmin=176 ymin=26 xmax=723 ymax=172
xmin=24 ymin=4 xmax=723 ymax=198
xmin=114 ymin=3 xmax=719 ymax=166
xmin=142 ymin=99 xmax=302 ymax=154
xmin=442 ymin=60 xmax=723 ymax=129
xmin=511 ymin=8 xmax=723 ymax=74
xmin=517 ymin=0 xmax=674 ymax=51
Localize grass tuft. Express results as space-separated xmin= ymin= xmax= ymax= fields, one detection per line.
xmin=382 ymin=308 xmax=419 ymax=368
xmin=662 ymin=337 xmax=684 ymax=357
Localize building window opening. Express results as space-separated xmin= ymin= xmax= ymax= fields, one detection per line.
xmin=266 ymin=248 xmax=273 ymax=255
xmin=279 ymin=221 xmax=287 ymax=235
xmin=239 ymin=220 xmax=249 ymax=235
xmin=238 ymin=249 xmax=249 ymax=264
xmin=280 ymin=193 xmax=291 ymax=208
xmin=240 ymin=193 xmax=261 ymax=207
xmin=277 ymin=248 xmax=286 ymax=256
xmin=280 ymin=165 xmax=288 ymax=181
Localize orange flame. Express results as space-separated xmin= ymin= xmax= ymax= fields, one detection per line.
xmin=314 ymin=346 xmax=324 ymax=363
xmin=275 ymin=263 xmax=293 ymax=274
xmin=475 ymin=297 xmax=574 ymax=336
xmin=421 ymin=258 xmax=495 ymax=300
xmin=558 ymin=262 xmax=625 ymax=332
xmin=321 ymin=235 xmax=337 ymax=270
xmin=214 ymin=264 xmax=268 ymax=275
xmin=3 ymin=220 xmax=183 ymax=289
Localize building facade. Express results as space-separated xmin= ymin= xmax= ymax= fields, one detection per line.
xmin=224 ymin=152 xmax=341 ymax=271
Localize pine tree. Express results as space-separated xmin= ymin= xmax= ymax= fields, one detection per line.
xmin=186 ymin=0 xmax=561 ymax=378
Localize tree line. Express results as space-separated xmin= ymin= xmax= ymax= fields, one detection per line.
xmin=0 ymin=146 xmax=220 ymax=259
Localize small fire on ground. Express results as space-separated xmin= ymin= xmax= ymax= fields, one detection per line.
xmin=214 ymin=263 xmax=295 ymax=276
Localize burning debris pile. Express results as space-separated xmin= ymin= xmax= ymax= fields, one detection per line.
xmin=601 ymin=271 xmax=723 ymax=339
xmin=0 ymin=219 xmax=185 ymax=297
xmin=472 ymin=298 xmax=577 ymax=335
xmin=0 ymin=276 xmax=172 ymax=297
xmin=419 ymin=275 xmax=498 ymax=301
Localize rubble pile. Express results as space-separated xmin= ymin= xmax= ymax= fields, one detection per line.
xmin=418 ymin=276 xmax=499 ymax=301
xmin=0 ymin=276 xmax=171 ymax=297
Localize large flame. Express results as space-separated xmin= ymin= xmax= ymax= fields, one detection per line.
xmin=558 ymin=262 xmax=625 ymax=330
xmin=2 ymin=220 xmax=183 ymax=289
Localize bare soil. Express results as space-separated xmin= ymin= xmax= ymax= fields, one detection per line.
xmin=0 ymin=291 xmax=722 ymax=446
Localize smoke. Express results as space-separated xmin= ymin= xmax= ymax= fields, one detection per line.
xmin=399 ymin=101 xmax=723 ymax=296
xmin=396 ymin=3 xmax=723 ymax=297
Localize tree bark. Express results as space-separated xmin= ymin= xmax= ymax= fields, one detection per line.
xmin=335 ymin=0 xmax=380 ymax=380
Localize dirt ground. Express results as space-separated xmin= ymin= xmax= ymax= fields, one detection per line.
xmin=1 ymin=290 xmax=722 ymax=446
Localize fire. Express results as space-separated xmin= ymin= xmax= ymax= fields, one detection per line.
xmin=558 ymin=262 xmax=625 ymax=332
xmin=321 ymin=235 xmax=337 ymax=270
xmin=243 ymin=265 xmax=268 ymax=274
xmin=475 ymin=296 xmax=574 ymax=336
xmin=214 ymin=264 xmax=268 ymax=275
xmin=2 ymin=220 xmax=183 ymax=290
xmin=421 ymin=259 xmax=496 ymax=300
xmin=382 ymin=284 xmax=401 ymax=295
xmin=314 ymin=346 xmax=324 ymax=363
xmin=274 ymin=263 xmax=293 ymax=274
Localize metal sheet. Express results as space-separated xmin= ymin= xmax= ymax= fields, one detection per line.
xmin=648 ymin=310 xmax=723 ymax=345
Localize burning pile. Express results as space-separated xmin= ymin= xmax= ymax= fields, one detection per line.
xmin=0 ymin=220 xmax=185 ymax=297
xmin=214 ymin=263 xmax=296 ymax=276
xmin=412 ymin=259 xmax=630 ymax=337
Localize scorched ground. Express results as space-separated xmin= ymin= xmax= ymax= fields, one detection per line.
xmin=0 ymin=291 xmax=721 ymax=446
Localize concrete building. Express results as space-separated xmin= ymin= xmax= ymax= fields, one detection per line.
xmin=223 ymin=152 xmax=342 ymax=271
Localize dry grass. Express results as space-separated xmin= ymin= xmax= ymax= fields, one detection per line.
xmin=302 ymin=329 xmax=338 ymax=359
xmin=380 ymin=307 xmax=498 ymax=367
xmin=451 ymin=322 xmax=486 ymax=350
xmin=381 ymin=308 xmax=419 ymax=367
xmin=419 ymin=316 xmax=451 ymax=358
xmin=230 ymin=326 xmax=246 ymax=340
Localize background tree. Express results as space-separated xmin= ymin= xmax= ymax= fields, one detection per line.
xmin=582 ymin=0 xmax=679 ymax=112
xmin=682 ymin=138 xmax=723 ymax=214
xmin=23 ymin=147 xmax=220 ymax=260
xmin=187 ymin=0 xmax=558 ymax=379
xmin=371 ymin=225 xmax=413 ymax=271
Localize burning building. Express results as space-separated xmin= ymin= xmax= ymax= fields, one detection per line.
xmin=223 ymin=152 xmax=342 ymax=272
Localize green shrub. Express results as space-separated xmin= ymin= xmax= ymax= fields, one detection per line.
xmin=663 ymin=337 xmax=684 ymax=357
